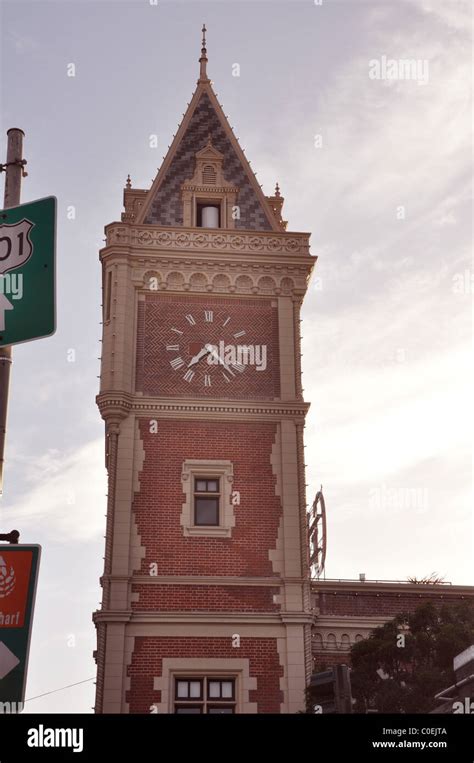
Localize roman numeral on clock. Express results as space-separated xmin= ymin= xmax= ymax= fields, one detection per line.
xmin=232 ymin=363 xmax=245 ymax=373
xmin=185 ymin=314 xmax=196 ymax=325
xmin=204 ymin=374 xmax=211 ymax=387
xmin=233 ymin=330 xmax=246 ymax=338
xmin=170 ymin=357 xmax=184 ymax=370
xmin=204 ymin=310 xmax=213 ymax=322
xmin=171 ymin=328 xmax=183 ymax=335
xmin=166 ymin=345 xmax=180 ymax=351
xmin=183 ymin=369 xmax=195 ymax=382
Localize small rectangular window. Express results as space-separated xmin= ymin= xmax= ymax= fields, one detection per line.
xmin=174 ymin=677 xmax=236 ymax=713
xmin=194 ymin=477 xmax=220 ymax=526
xmin=197 ymin=202 xmax=220 ymax=228
xmin=208 ymin=679 xmax=234 ymax=700
xmin=176 ymin=679 xmax=203 ymax=700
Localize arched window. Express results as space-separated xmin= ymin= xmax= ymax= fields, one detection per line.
xmin=341 ymin=634 xmax=351 ymax=649
xmin=326 ymin=633 xmax=337 ymax=650
xmin=312 ymin=633 xmax=323 ymax=649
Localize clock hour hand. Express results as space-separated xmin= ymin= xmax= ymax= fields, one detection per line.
xmin=187 ymin=345 xmax=211 ymax=368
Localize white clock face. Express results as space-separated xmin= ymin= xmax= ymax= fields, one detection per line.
xmin=165 ymin=309 xmax=252 ymax=389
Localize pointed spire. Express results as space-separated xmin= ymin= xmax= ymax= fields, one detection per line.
xmin=199 ymin=23 xmax=210 ymax=82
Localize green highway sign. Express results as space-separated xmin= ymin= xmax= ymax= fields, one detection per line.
xmin=0 ymin=196 xmax=56 ymax=347
xmin=0 ymin=545 xmax=41 ymax=709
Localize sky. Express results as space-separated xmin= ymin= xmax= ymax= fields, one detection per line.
xmin=0 ymin=0 xmax=472 ymax=713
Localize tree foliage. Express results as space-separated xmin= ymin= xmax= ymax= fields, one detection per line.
xmin=350 ymin=601 xmax=474 ymax=713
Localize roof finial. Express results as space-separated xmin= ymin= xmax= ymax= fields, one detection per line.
xmin=126 ymin=174 xmax=132 ymax=189
xmin=275 ymin=182 xmax=281 ymax=197
xmin=199 ymin=23 xmax=209 ymax=82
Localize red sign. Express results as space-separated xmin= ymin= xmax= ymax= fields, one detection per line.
xmin=0 ymin=550 xmax=33 ymax=628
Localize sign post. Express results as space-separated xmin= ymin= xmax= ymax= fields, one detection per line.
xmin=0 ymin=544 xmax=40 ymax=709
xmin=0 ymin=132 xmax=47 ymax=711
xmin=0 ymin=127 xmax=26 ymax=493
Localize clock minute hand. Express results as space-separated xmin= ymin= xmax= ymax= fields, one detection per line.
xmin=187 ymin=345 xmax=211 ymax=368
xmin=206 ymin=345 xmax=232 ymax=374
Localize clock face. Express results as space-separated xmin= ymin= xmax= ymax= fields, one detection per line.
xmin=137 ymin=294 xmax=280 ymax=400
xmin=165 ymin=308 xmax=261 ymax=389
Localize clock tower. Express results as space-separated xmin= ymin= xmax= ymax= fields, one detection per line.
xmin=94 ymin=28 xmax=316 ymax=714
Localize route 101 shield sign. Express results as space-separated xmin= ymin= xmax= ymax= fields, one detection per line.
xmin=0 ymin=196 xmax=56 ymax=347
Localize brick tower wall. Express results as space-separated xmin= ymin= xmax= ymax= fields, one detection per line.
xmin=127 ymin=637 xmax=284 ymax=714
xmin=131 ymin=419 xmax=282 ymax=583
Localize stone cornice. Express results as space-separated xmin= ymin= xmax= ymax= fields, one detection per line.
xmin=314 ymin=615 xmax=391 ymax=629
xmin=103 ymin=223 xmax=312 ymax=259
xmin=105 ymin=252 xmax=313 ymax=277
xmin=100 ymin=226 xmax=315 ymax=298
xmin=311 ymin=580 xmax=474 ymax=597
xmin=96 ymin=391 xmax=310 ymax=421
xmin=93 ymin=610 xmax=314 ymax=626
xmin=182 ymin=183 xmax=239 ymax=194
xmin=103 ymin=574 xmax=308 ymax=587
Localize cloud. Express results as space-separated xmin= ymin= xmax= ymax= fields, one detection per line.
xmin=293 ymin=0 xmax=473 ymax=584
xmin=402 ymin=0 xmax=472 ymax=34
xmin=1 ymin=439 xmax=107 ymax=541
xmin=254 ymin=0 xmax=471 ymax=251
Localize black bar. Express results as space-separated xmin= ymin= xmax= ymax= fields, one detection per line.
xmin=0 ymin=713 xmax=473 ymax=760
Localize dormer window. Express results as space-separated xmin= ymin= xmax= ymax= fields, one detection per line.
xmin=181 ymin=136 xmax=239 ymax=229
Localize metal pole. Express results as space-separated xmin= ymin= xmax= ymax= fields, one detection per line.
xmin=0 ymin=128 xmax=25 ymax=494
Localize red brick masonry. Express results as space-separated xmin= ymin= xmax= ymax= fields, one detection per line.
xmin=314 ymin=586 xmax=473 ymax=618
xmin=132 ymin=419 xmax=282 ymax=582
xmin=126 ymin=636 xmax=284 ymax=713
xmin=131 ymin=584 xmax=279 ymax=612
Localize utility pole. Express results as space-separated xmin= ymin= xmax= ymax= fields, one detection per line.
xmin=0 ymin=128 xmax=26 ymax=494
xmin=0 ymin=132 xmax=43 ymax=710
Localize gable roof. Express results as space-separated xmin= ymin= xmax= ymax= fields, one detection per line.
xmin=136 ymin=79 xmax=279 ymax=232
